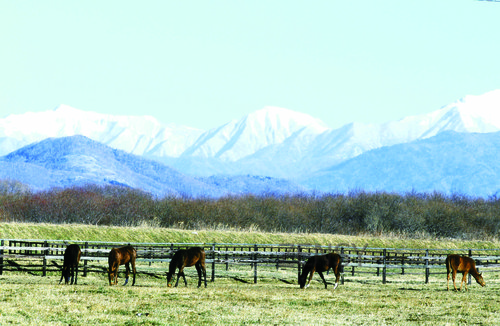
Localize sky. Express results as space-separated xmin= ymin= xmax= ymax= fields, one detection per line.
xmin=1 ymin=0 xmax=499 ymax=130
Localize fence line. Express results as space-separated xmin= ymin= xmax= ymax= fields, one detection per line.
xmin=1 ymin=239 xmax=499 ymax=285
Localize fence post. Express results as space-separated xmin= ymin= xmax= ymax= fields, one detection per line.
xmin=0 ymin=239 xmax=4 ymax=275
xmin=42 ymin=240 xmax=48 ymax=277
xmin=253 ymin=244 xmax=258 ymax=284
xmin=425 ymin=249 xmax=430 ymax=284
xmin=382 ymin=248 xmax=387 ymax=284
xmin=276 ymin=246 xmax=280 ymax=271
xmin=211 ymin=243 xmax=216 ymax=282
xmin=401 ymin=254 xmax=405 ymax=275
xmin=297 ymin=245 xmax=302 ymax=283
xmin=83 ymin=242 xmax=88 ymax=277
xmin=340 ymin=246 xmax=345 ymax=285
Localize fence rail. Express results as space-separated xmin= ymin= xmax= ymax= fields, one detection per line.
xmin=1 ymin=239 xmax=499 ymax=285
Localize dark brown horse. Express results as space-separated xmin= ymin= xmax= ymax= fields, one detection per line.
xmin=446 ymin=254 xmax=485 ymax=291
xmin=59 ymin=244 xmax=81 ymax=285
xmin=299 ymin=253 xmax=342 ymax=290
xmin=166 ymin=247 xmax=207 ymax=288
xmin=108 ymin=246 xmax=137 ymax=286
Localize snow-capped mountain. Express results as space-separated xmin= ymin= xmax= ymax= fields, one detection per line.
xmin=1 ymin=89 xmax=500 ymax=197
xmin=0 ymin=104 xmax=204 ymax=157
xmin=180 ymin=106 xmax=329 ymax=161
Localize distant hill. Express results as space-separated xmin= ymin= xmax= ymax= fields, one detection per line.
xmin=303 ymin=131 xmax=500 ymax=198
xmin=0 ymin=135 xmax=305 ymax=197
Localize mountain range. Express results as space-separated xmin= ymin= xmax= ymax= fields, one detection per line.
xmin=1 ymin=89 xmax=500 ymax=198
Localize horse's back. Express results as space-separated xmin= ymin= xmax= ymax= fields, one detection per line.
xmin=447 ymin=254 xmax=474 ymax=273
xmin=184 ymin=247 xmax=205 ymax=266
xmin=324 ymin=253 xmax=341 ymax=270
xmin=64 ymin=244 xmax=81 ymax=264
xmin=109 ymin=246 xmax=136 ymax=265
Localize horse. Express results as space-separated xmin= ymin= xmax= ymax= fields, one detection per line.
xmin=299 ymin=253 xmax=342 ymax=290
xmin=446 ymin=254 xmax=485 ymax=291
xmin=59 ymin=244 xmax=81 ymax=285
xmin=166 ymin=247 xmax=207 ymax=288
xmin=108 ymin=246 xmax=137 ymax=286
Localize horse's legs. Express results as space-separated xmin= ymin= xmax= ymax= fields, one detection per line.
xmin=306 ymin=269 xmax=315 ymax=288
xmin=447 ymin=270 xmax=450 ymax=291
xmin=182 ymin=271 xmax=188 ymax=286
xmin=452 ymin=269 xmax=458 ymax=291
xmin=175 ymin=267 xmax=185 ymax=287
xmin=124 ymin=262 xmax=130 ymax=285
xmin=131 ymin=259 xmax=136 ymax=286
xmin=196 ymin=262 xmax=207 ymax=288
xmin=317 ymin=271 xmax=328 ymax=289
xmin=114 ymin=263 xmax=119 ymax=285
xmin=202 ymin=264 xmax=207 ymax=287
xmin=74 ymin=263 xmax=79 ymax=285
xmin=70 ymin=265 xmax=74 ymax=285
xmin=59 ymin=266 xmax=65 ymax=284
xmin=195 ymin=264 xmax=202 ymax=288
xmin=461 ymin=272 xmax=469 ymax=291
xmin=333 ymin=269 xmax=340 ymax=290
xmin=174 ymin=271 xmax=187 ymax=287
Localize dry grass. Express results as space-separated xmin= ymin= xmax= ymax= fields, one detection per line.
xmin=1 ymin=222 xmax=499 ymax=249
xmin=1 ymin=222 xmax=499 ymax=325
xmin=1 ymin=270 xmax=499 ymax=325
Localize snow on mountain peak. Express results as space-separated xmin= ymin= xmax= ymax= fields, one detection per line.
xmin=183 ymin=106 xmax=330 ymax=161
xmin=250 ymin=106 xmax=330 ymax=133
xmin=434 ymin=89 xmax=500 ymax=133
xmin=0 ymin=105 xmax=204 ymax=157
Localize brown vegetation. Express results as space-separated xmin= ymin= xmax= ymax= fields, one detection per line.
xmin=1 ymin=182 xmax=499 ymax=239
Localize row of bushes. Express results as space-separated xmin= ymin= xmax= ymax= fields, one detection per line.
xmin=1 ymin=181 xmax=499 ymax=239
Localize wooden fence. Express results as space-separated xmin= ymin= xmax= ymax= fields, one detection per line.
xmin=1 ymin=239 xmax=499 ymax=285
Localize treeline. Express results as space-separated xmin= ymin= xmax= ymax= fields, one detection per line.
xmin=1 ymin=181 xmax=499 ymax=239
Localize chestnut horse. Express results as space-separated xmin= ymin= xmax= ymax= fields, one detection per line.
xmin=59 ymin=244 xmax=81 ymax=285
xmin=166 ymin=247 xmax=207 ymax=288
xmin=299 ymin=253 xmax=342 ymax=290
xmin=108 ymin=246 xmax=137 ymax=286
xmin=446 ymin=254 xmax=485 ymax=291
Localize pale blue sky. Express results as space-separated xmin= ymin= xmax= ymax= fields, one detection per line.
xmin=1 ymin=0 xmax=499 ymax=130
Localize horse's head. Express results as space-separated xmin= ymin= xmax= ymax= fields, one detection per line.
xmin=166 ymin=272 xmax=173 ymax=287
xmin=61 ymin=266 xmax=70 ymax=284
xmin=476 ymin=273 xmax=486 ymax=287
xmin=298 ymin=274 xmax=306 ymax=289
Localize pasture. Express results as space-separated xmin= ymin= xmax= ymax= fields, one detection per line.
xmin=1 ymin=269 xmax=499 ymax=325
xmin=1 ymin=222 xmax=500 ymax=325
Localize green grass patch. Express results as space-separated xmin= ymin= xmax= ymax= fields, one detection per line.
xmin=1 ymin=222 xmax=499 ymax=249
xmin=0 ymin=272 xmax=498 ymax=325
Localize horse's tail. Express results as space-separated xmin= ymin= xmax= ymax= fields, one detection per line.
xmin=445 ymin=255 xmax=451 ymax=274
xmin=339 ymin=255 xmax=344 ymax=274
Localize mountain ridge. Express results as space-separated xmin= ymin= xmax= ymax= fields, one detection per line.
xmin=0 ymin=135 xmax=306 ymax=197
xmin=1 ymin=89 xmax=500 ymax=197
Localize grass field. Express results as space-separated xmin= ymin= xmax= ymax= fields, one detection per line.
xmin=1 ymin=222 xmax=499 ymax=249
xmin=1 ymin=222 xmax=499 ymax=325
xmin=1 ymin=270 xmax=498 ymax=325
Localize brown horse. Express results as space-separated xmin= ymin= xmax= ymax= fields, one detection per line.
xmin=108 ymin=246 xmax=137 ymax=286
xmin=299 ymin=253 xmax=342 ymax=290
xmin=166 ymin=247 xmax=207 ymax=288
xmin=446 ymin=254 xmax=485 ymax=291
xmin=59 ymin=244 xmax=81 ymax=285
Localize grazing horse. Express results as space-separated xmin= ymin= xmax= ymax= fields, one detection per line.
xmin=299 ymin=253 xmax=342 ymax=290
xmin=166 ymin=247 xmax=207 ymax=288
xmin=59 ymin=244 xmax=81 ymax=285
xmin=446 ymin=254 xmax=485 ymax=291
xmin=108 ymin=246 xmax=137 ymax=286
